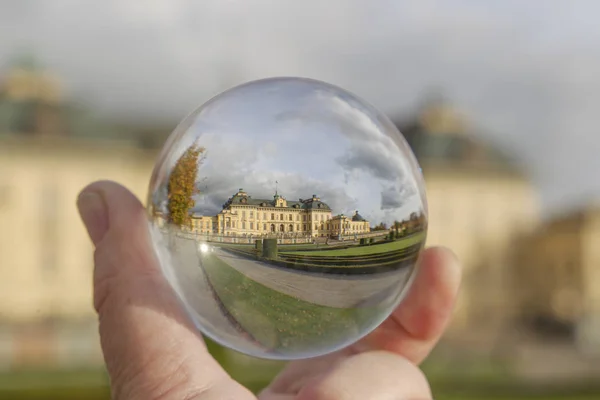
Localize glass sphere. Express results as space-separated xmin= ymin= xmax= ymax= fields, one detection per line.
xmin=146 ymin=77 xmax=428 ymax=360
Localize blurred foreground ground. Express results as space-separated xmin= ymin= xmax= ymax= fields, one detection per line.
xmin=1 ymin=339 xmax=599 ymax=400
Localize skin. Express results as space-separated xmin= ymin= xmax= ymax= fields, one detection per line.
xmin=77 ymin=180 xmax=461 ymax=400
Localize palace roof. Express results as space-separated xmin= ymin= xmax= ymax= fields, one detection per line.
xmin=222 ymin=189 xmax=331 ymax=211
xmin=392 ymin=96 xmax=519 ymax=172
xmin=352 ymin=211 xmax=366 ymax=221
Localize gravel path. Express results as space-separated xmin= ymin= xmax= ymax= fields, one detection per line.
xmin=212 ymin=247 xmax=415 ymax=309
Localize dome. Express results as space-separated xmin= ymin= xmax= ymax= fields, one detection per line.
xmin=393 ymin=96 xmax=516 ymax=169
xmin=352 ymin=210 xmax=366 ymax=222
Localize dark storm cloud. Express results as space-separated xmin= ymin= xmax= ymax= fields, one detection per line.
xmin=337 ymin=143 xmax=398 ymax=182
xmin=275 ymin=91 xmax=410 ymax=184
xmin=380 ymin=185 xmax=416 ymax=211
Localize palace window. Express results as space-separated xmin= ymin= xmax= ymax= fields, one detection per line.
xmin=280 ymin=213 xmax=284 ymax=220
xmin=263 ymin=213 xmax=267 ymax=219
xmin=250 ymin=222 xmax=254 ymax=229
xmin=250 ymin=211 xmax=254 ymax=219
xmin=242 ymin=222 xmax=246 ymax=229
xmin=296 ymin=215 xmax=300 ymax=221
xmin=263 ymin=223 xmax=267 ymax=230
xmin=242 ymin=211 xmax=246 ymax=219
xmin=271 ymin=213 xmax=275 ymax=220
xmin=289 ymin=214 xmax=293 ymax=221
xmin=303 ymin=224 xmax=306 ymax=231
xmin=303 ymin=215 xmax=306 ymax=221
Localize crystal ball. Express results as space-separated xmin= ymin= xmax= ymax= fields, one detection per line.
xmin=146 ymin=77 xmax=428 ymax=360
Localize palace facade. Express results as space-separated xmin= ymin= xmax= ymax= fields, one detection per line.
xmin=191 ymin=188 xmax=370 ymax=238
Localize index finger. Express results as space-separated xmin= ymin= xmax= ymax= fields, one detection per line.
xmin=353 ymin=246 xmax=462 ymax=365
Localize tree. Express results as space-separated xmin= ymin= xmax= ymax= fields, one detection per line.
xmin=167 ymin=144 xmax=205 ymax=228
xmin=372 ymin=222 xmax=388 ymax=231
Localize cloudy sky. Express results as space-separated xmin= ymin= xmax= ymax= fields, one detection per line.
xmin=149 ymin=78 xmax=424 ymax=225
xmin=2 ymin=0 xmax=599 ymax=217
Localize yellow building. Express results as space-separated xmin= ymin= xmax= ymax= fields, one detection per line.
xmin=191 ymin=188 xmax=370 ymax=239
xmin=0 ymin=135 xmax=157 ymax=367
xmin=510 ymin=205 xmax=600 ymax=355
xmin=329 ymin=212 xmax=371 ymax=238
xmin=396 ymin=99 xmax=540 ymax=337
xmin=191 ymin=214 xmax=215 ymax=234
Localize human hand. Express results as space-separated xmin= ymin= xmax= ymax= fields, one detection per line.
xmin=77 ymin=180 xmax=461 ymax=400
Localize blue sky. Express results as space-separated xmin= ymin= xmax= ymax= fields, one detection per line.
xmin=1 ymin=0 xmax=600 ymax=217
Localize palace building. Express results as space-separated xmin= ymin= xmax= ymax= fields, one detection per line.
xmin=190 ymin=188 xmax=370 ymax=238
xmin=394 ymin=96 xmax=540 ymax=338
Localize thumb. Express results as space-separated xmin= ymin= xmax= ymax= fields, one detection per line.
xmin=77 ymin=180 xmax=253 ymax=400
xmin=294 ymin=352 xmax=432 ymax=400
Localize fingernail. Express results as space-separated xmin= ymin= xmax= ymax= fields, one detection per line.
xmin=77 ymin=191 xmax=108 ymax=245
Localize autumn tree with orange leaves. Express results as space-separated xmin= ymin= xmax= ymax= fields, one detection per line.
xmin=167 ymin=144 xmax=205 ymax=228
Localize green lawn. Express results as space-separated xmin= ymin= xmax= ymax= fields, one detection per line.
xmin=0 ymin=365 xmax=597 ymax=400
xmin=201 ymin=253 xmax=378 ymax=356
xmin=281 ymin=231 xmax=425 ymax=257
xmin=0 ymin=369 xmax=109 ymax=400
xmin=0 ymin=345 xmax=598 ymax=399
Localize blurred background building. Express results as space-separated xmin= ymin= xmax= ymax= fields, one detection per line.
xmin=0 ymin=60 xmax=157 ymax=371
xmin=1 ymin=1 xmax=600 ymax=398
xmin=1 ymin=57 xmax=598 ymax=369
xmin=396 ymin=98 xmax=540 ymax=338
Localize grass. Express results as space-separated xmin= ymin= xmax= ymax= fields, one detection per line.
xmin=0 ymin=347 xmax=598 ymax=399
xmin=201 ymin=253 xmax=378 ymax=355
xmin=0 ymin=365 xmax=598 ymax=400
xmin=0 ymin=368 xmax=107 ymax=387
xmin=281 ymin=231 xmax=425 ymax=257
xmin=0 ymin=368 xmax=109 ymax=400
